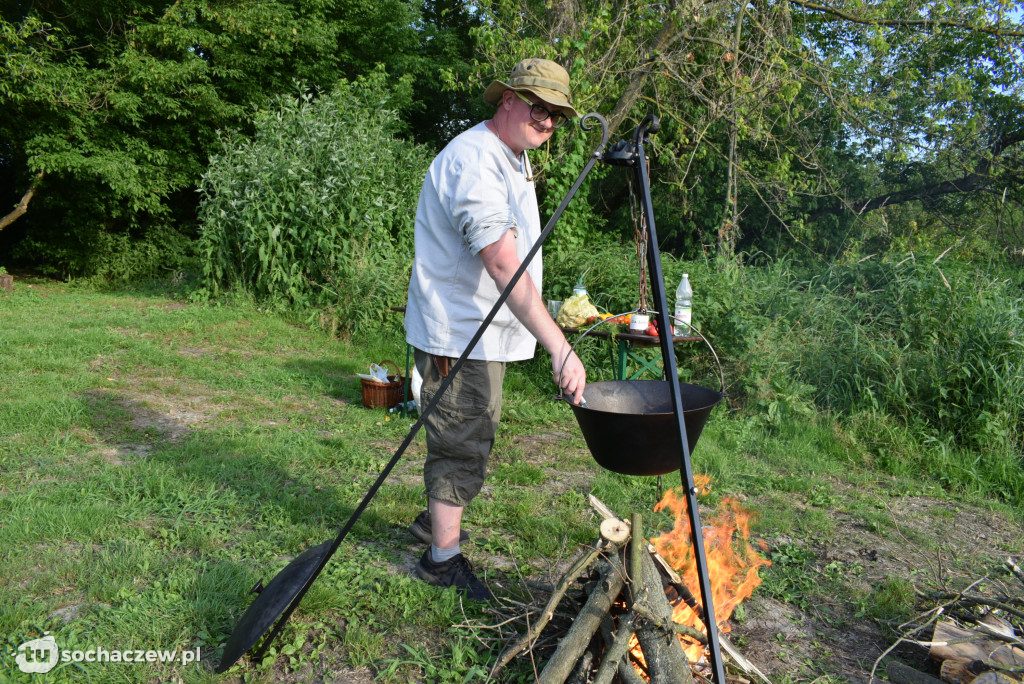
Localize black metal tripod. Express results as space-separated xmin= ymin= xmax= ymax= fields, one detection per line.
xmin=602 ymin=114 xmax=727 ymax=682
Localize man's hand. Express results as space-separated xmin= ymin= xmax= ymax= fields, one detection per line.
xmin=553 ymin=346 xmax=586 ymax=404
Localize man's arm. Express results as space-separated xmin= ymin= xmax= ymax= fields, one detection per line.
xmin=478 ymin=229 xmax=586 ymax=403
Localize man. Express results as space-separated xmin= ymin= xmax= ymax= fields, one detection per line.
xmin=403 ymin=58 xmax=587 ymax=600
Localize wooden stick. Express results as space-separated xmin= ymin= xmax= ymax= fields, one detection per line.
xmin=632 ymin=603 xmax=707 ymax=644
xmin=593 ymin=612 xmax=641 ymax=684
xmin=538 ymin=557 xmax=626 ymax=684
xmin=489 ymin=542 xmax=609 ymax=679
xmin=1007 ymin=557 xmax=1024 ymax=590
xmin=630 ymin=513 xmax=644 ymax=601
xmin=599 ymin=613 xmax=646 ymax=684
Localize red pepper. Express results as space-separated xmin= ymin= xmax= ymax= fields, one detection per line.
xmin=645 ymin=322 xmax=659 ymax=337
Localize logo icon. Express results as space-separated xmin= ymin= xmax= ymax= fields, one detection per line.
xmin=15 ymin=634 xmax=59 ymax=673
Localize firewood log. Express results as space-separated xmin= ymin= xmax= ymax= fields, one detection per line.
xmin=930 ymin=620 xmax=1024 ymax=668
xmin=970 ymin=672 xmax=1022 ymax=684
xmin=887 ymin=661 xmax=946 ymax=684
xmin=538 ymin=556 xmax=626 ymax=684
xmin=627 ymin=514 xmax=695 ymax=684
xmin=939 ymin=658 xmax=975 ymax=684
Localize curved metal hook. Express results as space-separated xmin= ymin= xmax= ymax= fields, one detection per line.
xmin=580 ymin=112 xmax=610 ymax=156
xmin=635 ymin=113 xmax=660 ymax=145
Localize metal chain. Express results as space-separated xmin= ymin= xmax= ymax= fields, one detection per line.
xmin=629 ymin=177 xmax=649 ymax=313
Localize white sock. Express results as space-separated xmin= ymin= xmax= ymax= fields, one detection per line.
xmin=431 ymin=544 xmax=460 ymax=563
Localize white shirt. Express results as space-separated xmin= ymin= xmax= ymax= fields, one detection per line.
xmin=405 ymin=122 xmax=542 ymax=361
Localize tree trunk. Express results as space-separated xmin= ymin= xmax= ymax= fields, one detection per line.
xmin=0 ymin=170 xmax=45 ymax=232
xmin=719 ymin=3 xmax=746 ymax=256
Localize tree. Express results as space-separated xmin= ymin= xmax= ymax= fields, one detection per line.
xmin=0 ymin=0 xmax=427 ymax=277
xmin=470 ymin=0 xmax=1024 ymax=260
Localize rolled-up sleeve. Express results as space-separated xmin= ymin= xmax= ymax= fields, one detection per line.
xmin=444 ymin=157 xmax=516 ymax=255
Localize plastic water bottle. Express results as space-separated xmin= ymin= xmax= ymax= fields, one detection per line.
xmin=389 ymin=400 xmax=417 ymax=414
xmin=673 ymin=273 xmax=693 ymax=337
xmin=573 ymin=277 xmax=587 ymax=297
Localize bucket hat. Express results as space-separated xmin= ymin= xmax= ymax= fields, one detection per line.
xmin=483 ymin=58 xmax=579 ymax=119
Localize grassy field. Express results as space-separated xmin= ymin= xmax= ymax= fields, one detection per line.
xmin=2 ymin=280 xmax=1021 ymax=683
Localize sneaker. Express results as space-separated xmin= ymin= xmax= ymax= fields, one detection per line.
xmin=408 ymin=510 xmax=470 ymax=545
xmin=415 ymin=550 xmax=494 ymax=601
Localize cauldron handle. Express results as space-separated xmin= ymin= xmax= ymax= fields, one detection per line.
xmin=557 ymin=314 xmax=726 ymax=401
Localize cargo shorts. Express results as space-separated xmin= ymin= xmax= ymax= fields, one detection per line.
xmin=414 ymin=348 xmax=505 ymax=507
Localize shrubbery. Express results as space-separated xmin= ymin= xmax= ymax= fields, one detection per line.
xmin=197 ymin=70 xmax=431 ymax=336
xmin=694 ymin=253 xmax=1022 ymax=500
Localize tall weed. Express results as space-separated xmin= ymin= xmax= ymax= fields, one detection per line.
xmin=801 ymin=258 xmax=1024 ymax=452
xmin=762 ymin=255 xmax=1023 ymax=501
xmin=197 ymin=69 xmax=431 ymax=336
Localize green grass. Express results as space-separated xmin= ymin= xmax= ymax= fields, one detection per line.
xmin=1 ymin=280 xmax=1021 ymax=683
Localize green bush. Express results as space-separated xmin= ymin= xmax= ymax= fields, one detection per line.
xmin=197 ymin=70 xmax=432 ymax=336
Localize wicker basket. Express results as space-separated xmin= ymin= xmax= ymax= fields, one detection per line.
xmin=360 ymin=359 xmax=405 ymax=409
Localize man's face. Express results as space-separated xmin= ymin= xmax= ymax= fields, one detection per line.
xmin=502 ymin=90 xmax=565 ymax=153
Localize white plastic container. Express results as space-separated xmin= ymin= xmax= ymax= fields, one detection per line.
xmin=629 ymin=313 xmax=649 ymax=333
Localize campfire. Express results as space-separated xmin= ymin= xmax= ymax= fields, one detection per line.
xmin=643 ymin=482 xmax=771 ymax=666
xmin=486 ymin=486 xmax=771 ymax=683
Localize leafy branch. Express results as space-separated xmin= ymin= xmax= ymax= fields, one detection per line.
xmin=788 ymin=0 xmax=1024 ymax=38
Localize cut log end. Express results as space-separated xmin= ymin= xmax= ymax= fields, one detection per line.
xmin=600 ymin=518 xmax=631 ymax=544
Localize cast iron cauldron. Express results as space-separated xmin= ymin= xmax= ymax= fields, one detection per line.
xmin=569 ymin=380 xmax=722 ymax=476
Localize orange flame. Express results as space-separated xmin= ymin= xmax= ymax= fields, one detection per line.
xmin=635 ymin=480 xmax=771 ymax=664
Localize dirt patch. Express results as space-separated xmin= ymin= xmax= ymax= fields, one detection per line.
xmin=86 ymin=389 xmax=214 ymax=441
xmin=510 ymin=428 xmax=578 ymax=455
xmin=729 ymin=494 xmax=1023 ymax=683
xmin=91 ymin=445 xmax=150 ymax=465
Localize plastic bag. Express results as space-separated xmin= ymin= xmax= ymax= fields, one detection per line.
xmin=357 ymin=364 xmax=390 ymax=384
xmin=556 ymin=292 xmax=599 ymax=328
xmin=369 ymin=363 xmax=389 ymax=382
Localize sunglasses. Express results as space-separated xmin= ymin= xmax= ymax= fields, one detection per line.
xmin=513 ymin=91 xmax=568 ymax=129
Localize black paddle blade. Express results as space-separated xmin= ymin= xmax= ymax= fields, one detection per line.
xmin=215 ymin=540 xmax=332 ymax=673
